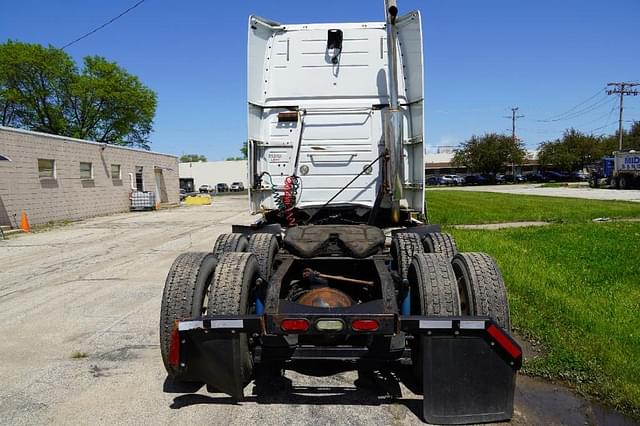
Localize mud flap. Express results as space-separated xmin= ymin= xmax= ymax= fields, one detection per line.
xmin=421 ymin=335 xmax=516 ymax=424
xmin=182 ymin=332 xmax=248 ymax=399
xmin=175 ymin=317 xmax=261 ymax=400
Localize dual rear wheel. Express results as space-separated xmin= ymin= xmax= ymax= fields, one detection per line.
xmin=394 ymin=232 xmax=510 ymax=331
xmin=160 ymin=232 xmax=279 ymax=394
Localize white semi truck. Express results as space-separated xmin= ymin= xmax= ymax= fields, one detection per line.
xmin=159 ymin=2 xmax=521 ymax=424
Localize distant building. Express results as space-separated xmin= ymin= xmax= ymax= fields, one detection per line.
xmin=425 ymin=148 xmax=540 ymax=176
xmin=179 ymin=160 xmax=247 ymax=192
xmin=0 ymin=126 xmax=179 ymax=228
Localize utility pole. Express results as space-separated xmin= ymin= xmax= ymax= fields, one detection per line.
xmin=505 ymin=107 xmax=524 ymax=177
xmin=607 ymin=82 xmax=639 ymax=151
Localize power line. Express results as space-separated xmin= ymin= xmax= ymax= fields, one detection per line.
xmin=60 ymin=0 xmax=146 ymax=50
xmin=536 ymin=87 xmax=605 ymax=122
xmin=587 ymin=120 xmax=618 ymax=134
xmin=537 ymin=94 xmax=611 ymax=122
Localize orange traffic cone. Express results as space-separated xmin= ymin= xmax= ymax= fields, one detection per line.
xmin=20 ymin=211 xmax=31 ymax=233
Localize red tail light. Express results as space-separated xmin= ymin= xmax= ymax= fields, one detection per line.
xmin=486 ymin=324 xmax=522 ymax=359
xmin=351 ymin=319 xmax=379 ymax=331
xmin=281 ymin=318 xmax=310 ymax=332
xmin=168 ymin=327 xmax=181 ymax=366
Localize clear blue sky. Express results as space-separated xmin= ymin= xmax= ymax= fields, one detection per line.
xmin=1 ymin=0 xmax=639 ymax=158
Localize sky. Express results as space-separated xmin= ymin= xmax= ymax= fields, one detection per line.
xmin=1 ymin=0 xmax=639 ymax=159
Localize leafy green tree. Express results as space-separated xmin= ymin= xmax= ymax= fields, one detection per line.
xmin=180 ymin=154 xmax=207 ymax=162
xmin=226 ymin=141 xmax=248 ymax=161
xmin=240 ymin=141 xmax=248 ymax=158
xmin=452 ymin=133 xmax=526 ymax=174
xmin=0 ymin=41 xmax=156 ymax=149
xmin=0 ymin=41 xmax=74 ymax=133
xmin=602 ymin=121 xmax=640 ymax=153
xmin=538 ymin=128 xmax=615 ymax=171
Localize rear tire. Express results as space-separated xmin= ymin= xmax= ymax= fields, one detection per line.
xmin=451 ymin=252 xmax=511 ymax=331
xmin=619 ymin=175 xmax=629 ymax=189
xmin=423 ymin=233 xmax=458 ymax=258
xmin=207 ymin=252 xmax=259 ymax=399
xmin=408 ymin=253 xmax=461 ymax=384
xmin=160 ymin=252 xmax=218 ymax=379
xmin=247 ymin=233 xmax=279 ymax=280
xmin=391 ymin=233 xmax=424 ymax=280
xmin=212 ymin=233 xmax=248 ymax=259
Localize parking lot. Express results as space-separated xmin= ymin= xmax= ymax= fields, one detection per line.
xmin=0 ymin=195 xmax=635 ymax=425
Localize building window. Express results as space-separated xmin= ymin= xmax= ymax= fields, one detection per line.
xmin=80 ymin=162 xmax=93 ymax=180
xmin=135 ymin=166 xmax=144 ymax=191
xmin=111 ymin=164 xmax=121 ymax=180
xmin=38 ymin=159 xmax=55 ymax=178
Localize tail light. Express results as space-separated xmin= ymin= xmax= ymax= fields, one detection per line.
xmin=486 ymin=324 xmax=522 ymax=359
xmin=281 ymin=318 xmax=310 ymax=332
xmin=351 ymin=319 xmax=379 ymax=332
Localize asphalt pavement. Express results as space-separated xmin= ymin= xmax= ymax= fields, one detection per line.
xmin=0 ymin=195 xmax=636 ymax=425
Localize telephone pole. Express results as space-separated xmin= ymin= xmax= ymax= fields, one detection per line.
xmin=607 ymin=82 xmax=639 ymax=151
xmin=505 ymin=107 xmax=524 ymax=176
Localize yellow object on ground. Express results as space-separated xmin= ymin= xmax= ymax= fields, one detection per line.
xmin=184 ymin=194 xmax=212 ymax=205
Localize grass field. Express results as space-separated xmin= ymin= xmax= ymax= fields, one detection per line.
xmin=426 ymin=190 xmax=640 ymax=225
xmin=427 ymin=190 xmax=640 ymax=416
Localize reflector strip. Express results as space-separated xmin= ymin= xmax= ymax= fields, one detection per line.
xmin=487 ymin=324 xmax=522 ymax=359
xmin=210 ymin=320 xmax=244 ymax=329
xmin=168 ymin=328 xmax=180 ymax=366
xmin=178 ymin=321 xmax=204 ymax=331
xmin=460 ymin=320 xmax=486 ymax=330
xmin=419 ymin=320 xmax=452 ymax=329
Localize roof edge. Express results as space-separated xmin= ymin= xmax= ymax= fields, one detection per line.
xmin=0 ymin=126 xmax=177 ymax=159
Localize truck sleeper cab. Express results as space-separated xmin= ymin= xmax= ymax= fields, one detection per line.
xmin=160 ymin=3 xmax=521 ymax=424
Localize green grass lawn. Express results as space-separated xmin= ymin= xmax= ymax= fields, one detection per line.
xmin=426 ymin=190 xmax=640 ymax=225
xmin=427 ymin=191 xmax=640 ymax=416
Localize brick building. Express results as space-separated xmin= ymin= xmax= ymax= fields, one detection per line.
xmin=0 ymin=126 xmax=179 ymax=228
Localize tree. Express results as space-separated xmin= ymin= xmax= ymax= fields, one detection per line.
xmin=452 ymin=133 xmax=526 ymax=174
xmin=602 ymin=121 xmax=640 ymax=153
xmin=226 ymin=141 xmax=248 ymax=161
xmin=180 ymin=154 xmax=207 ymax=162
xmin=0 ymin=41 xmax=156 ymax=149
xmin=538 ymin=128 xmax=609 ymax=171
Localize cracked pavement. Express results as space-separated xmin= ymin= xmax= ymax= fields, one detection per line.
xmin=1 ymin=195 xmax=636 ymax=425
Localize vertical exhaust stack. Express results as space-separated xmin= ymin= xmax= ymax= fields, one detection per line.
xmin=384 ymin=0 xmax=404 ymax=223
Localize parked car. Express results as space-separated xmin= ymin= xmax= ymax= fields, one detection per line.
xmin=230 ymin=181 xmax=245 ymax=192
xmin=463 ymin=174 xmax=488 ymax=185
xmin=571 ymin=170 xmax=590 ymax=182
xmin=426 ymin=176 xmax=442 ymax=185
xmin=543 ymin=171 xmax=569 ymax=182
xmin=440 ymin=175 xmax=464 ymax=185
xmin=524 ymin=172 xmax=546 ymax=182
xmin=199 ymin=184 xmax=214 ymax=193
xmin=503 ymin=174 xmax=527 ymax=183
xmin=180 ymin=188 xmax=187 ymax=200
xmin=495 ymin=174 xmax=506 ymax=184
xmin=216 ymin=183 xmax=229 ymax=193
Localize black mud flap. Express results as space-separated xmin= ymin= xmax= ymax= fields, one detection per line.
xmin=176 ymin=317 xmax=261 ymax=400
xmin=401 ymin=317 xmax=521 ymax=424
xmin=421 ymin=334 xmax=517 ymax=424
